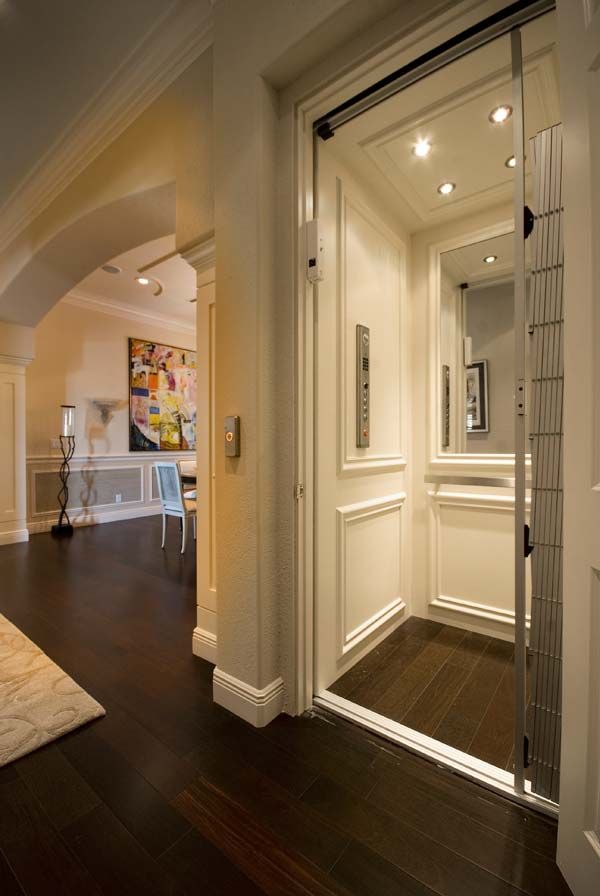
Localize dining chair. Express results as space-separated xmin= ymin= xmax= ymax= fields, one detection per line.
xmin=154 ymin=461 xmax=197 ymax=554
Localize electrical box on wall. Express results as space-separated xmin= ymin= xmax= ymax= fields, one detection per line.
xmin=306 ymin=219 xmax=324 ymax=283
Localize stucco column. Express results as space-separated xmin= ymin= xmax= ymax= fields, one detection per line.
xmin=0 ymin=322 xmax=35 ymax=545
xmin=181 ymin=238 xmax=218 ymax=665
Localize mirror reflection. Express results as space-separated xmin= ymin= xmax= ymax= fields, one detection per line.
xmin=440 ymin=232 xmax=531 ymax=454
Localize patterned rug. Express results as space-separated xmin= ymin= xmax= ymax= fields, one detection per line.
xmin=0 ymin=613 xmax=105 ymax=766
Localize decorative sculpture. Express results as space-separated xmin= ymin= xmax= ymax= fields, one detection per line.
xmin=51 ymin=405 xmax=76 ymax=537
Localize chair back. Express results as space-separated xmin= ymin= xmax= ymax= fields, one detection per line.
xmin=155 ymin=462 xmax=185 ymax=512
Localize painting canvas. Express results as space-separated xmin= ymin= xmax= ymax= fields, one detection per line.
xmin=466 ymin=359 xmax=489 ymax=433
xmin=129 ymin=338 xmax=196 ymax=451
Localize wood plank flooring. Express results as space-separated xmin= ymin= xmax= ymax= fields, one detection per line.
xmin=330 ymin=617 xmax=524 ymax=771
xmin=0 ymin=518 xmax=570 ymax=895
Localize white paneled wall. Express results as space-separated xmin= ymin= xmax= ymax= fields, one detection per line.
xmin=0 ymin=361 xmax=28 ymax=544
xmin=314 ymin=145 xmax=410 ymax=692
xmin=428 ymin=489 xmax=531 ymax=640
xmin=26 ymin=451 xmax=194 ymax=533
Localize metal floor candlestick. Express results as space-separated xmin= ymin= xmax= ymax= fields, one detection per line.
xmin=51 ymin=434 xmax=75 ymax=537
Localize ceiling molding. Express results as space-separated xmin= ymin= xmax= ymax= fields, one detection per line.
xmin=180 ymin=233 xmax=216 ymax=273
xmin=0 ymin=1 xmax=214 ymax=255
xmin=63 ymin=290 xmax=195 ymax=334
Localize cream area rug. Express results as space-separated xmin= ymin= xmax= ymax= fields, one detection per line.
xmin=0 ymin=613 xmax=105 ymax=767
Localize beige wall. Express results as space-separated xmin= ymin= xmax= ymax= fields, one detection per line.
xmin=27 ymin=300 xmax=195 ymax=458
xmin=0 ymin=50 xmax=213 ymax=327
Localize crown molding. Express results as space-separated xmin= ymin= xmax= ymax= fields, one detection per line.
xmin=180 ymin=233 xmax=216 ymax=273
xmin=0 ymin=354 xmax=33 ymax=368
xmin=0 ymin=2 xmax=214 ymax=255
xmin=63 ymin=290 xmax=195 ymax=334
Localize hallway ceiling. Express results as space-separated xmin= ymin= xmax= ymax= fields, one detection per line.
xmin=0 ymin=0 xmax=213 ymax=250
xmin=68 ymin=235 xmax=198 ymax=327
xmin=328 ymin=13 xmax=560 ymax=234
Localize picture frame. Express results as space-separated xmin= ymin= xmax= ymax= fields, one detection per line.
xmin=129 ymin=337 xmax=197 ymax=451
xmin=465 ymin=359 xmax=489 ymax=433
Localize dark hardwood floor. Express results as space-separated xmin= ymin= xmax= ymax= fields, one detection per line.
xmin=0 ymin=518 xmax=570 ymax=895
xmin=330 ymin=616 xmax=525 ymax=771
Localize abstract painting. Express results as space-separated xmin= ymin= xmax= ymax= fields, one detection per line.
xmin=129 ymin=338 xmax=196 ymax=451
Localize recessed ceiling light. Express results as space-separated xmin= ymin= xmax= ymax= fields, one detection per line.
xmin=136 ymin=277 xmax=150 ymax=286
xmin=101 ymin=264 xmax=121 ymax=275
xmin=489 ymin=104 xmax=512 ymax=124
xmin=413 ymin=139 xmax=432 ymax=158
xmin=437 ymin=181 xmax=456 ymax=196
xmin=505 ymin=155 xmax=516 ymax=168
xmin=483 ymin=255 xmax=498 ymax=264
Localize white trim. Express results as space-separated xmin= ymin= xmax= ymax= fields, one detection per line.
xmin=315 ymin=690 xmax=558 ymax=819
xmin=28 ymin=504 xmax=161 ymax=534
xmin=336 ymin=182 xmax=408 ymax=476
xmin=213 ymin=668 xmax=284 ymax=728
xmin=27 ymin=451 xmax=193 ymax=463
xmin=337 ymin=494 xmax=407 ymax=657
xmin=0 ymin=2 xmax=214 ymax=253
xmin=62 ymin=290 xmax=195 ymax=334
xmin=430 ymin=488 xmax=531 ymax=511
xmin=192 ymin=627 xmax=217 ymax=664
xmin=0 ymin=528 xmax=29 ymax=546
xmin=180 ymin=234 xmax=216 ymax=273
xmin=430 ymin=594 xmax=531 ymax=629
xmin=0 ymin=355 xmax=34 ymax=368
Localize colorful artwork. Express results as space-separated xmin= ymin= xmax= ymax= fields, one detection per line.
xmin=129 ymin=338 xmax=196 ymax=451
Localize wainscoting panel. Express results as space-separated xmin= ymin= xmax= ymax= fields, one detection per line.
xmin=428 ymin=490 xmax=531 ymax=637
xmin=338 ymin=184 xmax=407 ymax=475
xmin=27 ymin=452 xmax=194 ymax=532
xmin=337 ymin=494 xmax=406 ymax=658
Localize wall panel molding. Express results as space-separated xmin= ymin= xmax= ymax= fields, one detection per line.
xmin=337 ymin=493 xmax=406 ymax=657
xmin=428 ymin=488 xmax=531 ymax=638
xmin=336 ymin=180 xmax=408 ymax=476
xmin=26 ymin=451 xmax=193 ymax=531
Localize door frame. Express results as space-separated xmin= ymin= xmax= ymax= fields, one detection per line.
xmin=292 ymin=0 xmax=558 ymax=815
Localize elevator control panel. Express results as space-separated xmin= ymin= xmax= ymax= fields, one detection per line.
xmin=224 ymin=415 xmax=241 ymax=457
xmin=356 ymin=324 xmax=370 ymax=448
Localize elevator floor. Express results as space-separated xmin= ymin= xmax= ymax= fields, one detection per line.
xmin=329 ymin=617 xmax=523 ymax=772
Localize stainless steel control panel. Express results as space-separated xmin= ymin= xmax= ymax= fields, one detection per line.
xmin=356 ymin=324 xmax=370 ymax=448
xmin=224 ymin=415 xmax=241 ymax=457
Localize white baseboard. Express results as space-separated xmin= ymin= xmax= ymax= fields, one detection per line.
xmin=213 ymin=667 xmax=284 ymax=728
xmin=0 ymin=527 xmax=29 ymax=545
xmin=28 ymin=504 xmax=161 ymax=534
xmin=192 ymin=626 xmax=217 ymax=664
xmin=429 ymin=594 xmax=531 ymax=629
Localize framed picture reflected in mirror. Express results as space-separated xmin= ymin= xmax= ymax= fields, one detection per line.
xmin=466 ymin=359 xmax=488 ymax=433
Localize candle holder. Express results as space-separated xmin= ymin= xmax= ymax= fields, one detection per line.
xmin=51 ymin=405 xmax=76 ymax=538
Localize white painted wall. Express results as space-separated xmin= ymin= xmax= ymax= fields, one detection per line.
xmin=410 ymin=202 xmax=528 ymax=640
xmin=314 ymin=143 xmax=410 ymax=691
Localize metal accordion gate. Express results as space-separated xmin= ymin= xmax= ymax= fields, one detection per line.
xmin=527 ymin=122 xmax=564 ymax=804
